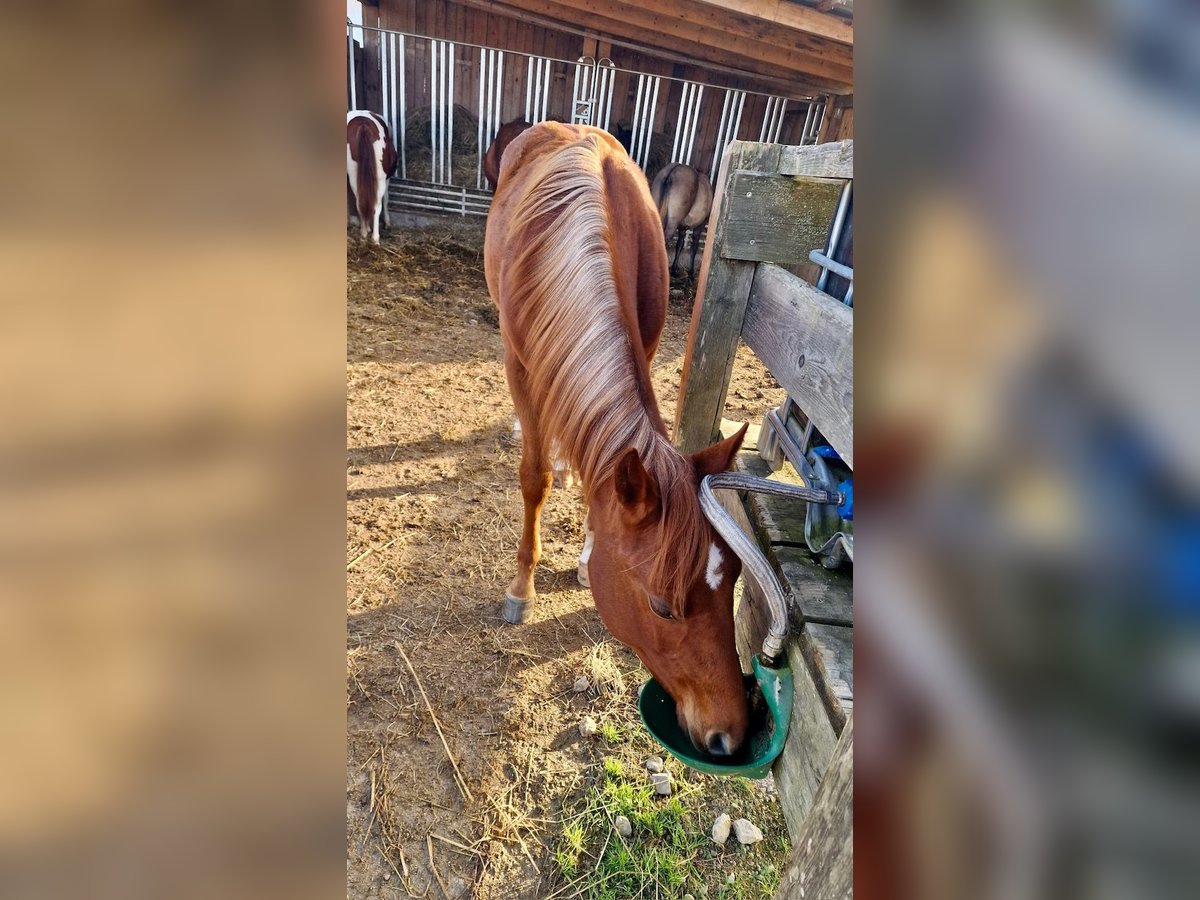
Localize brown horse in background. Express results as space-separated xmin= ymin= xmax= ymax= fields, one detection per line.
xmin=485 ymin=122 xmax=750 ymax=756
xmin=650 ymin=163 xmax=713 ymax=280
xmin=483 ymin=118 xmax=532 ymax=191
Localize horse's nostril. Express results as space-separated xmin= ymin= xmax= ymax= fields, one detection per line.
xmin=706 ymin=731 xmax=734 ymax=757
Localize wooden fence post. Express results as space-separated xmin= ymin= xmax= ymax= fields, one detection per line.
xmin=674 ymin=140 xmax=781 ymax=454
xmin=774 ymin=714 xmax=853 ymax=899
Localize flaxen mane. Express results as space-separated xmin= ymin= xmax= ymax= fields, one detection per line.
xmin=503 ymin=134 xmax=710 ymax=605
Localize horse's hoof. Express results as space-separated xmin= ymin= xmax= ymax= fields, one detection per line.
xmin=502 ymin=594 xmax=530 ymax=624
xmin=577 ymin=561 xmax=590 ymax=588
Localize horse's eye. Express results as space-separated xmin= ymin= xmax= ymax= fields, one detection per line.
xmin=648 ymin=594 xmax=675 ymax=620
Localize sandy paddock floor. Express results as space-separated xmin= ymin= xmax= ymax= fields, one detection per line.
xmin=346 ymin=221 xmax=788 ymax=899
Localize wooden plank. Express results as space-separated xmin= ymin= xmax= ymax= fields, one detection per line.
xmin=454 ymin=0 xmax=853 ymax=94
xmin=804 ymin=623 xmax=852 ymax=727
xmin=674 ymin=141 xmax=780 ymax=454
xmin=743 ymin=264 xmax=853 ymax=467
xmin=773 ymin=714 xmax=853 ymax=900
xmin=721 ymin=173 xmax=845 ymax=265
xmin=779 ymin=138 xmax=853 ymax=177
xmin=690 ymin=0 xmax=853 ymax=46
xmin=775 ymin=547 xmax=852 ymax=626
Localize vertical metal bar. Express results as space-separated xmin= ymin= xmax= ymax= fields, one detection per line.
xmin=671 ymin=82 xmax=688 ymax=163
xmin=389 ymin=33 xmax=399 ymax=142
xmin=684 ymin=84 xmax=703 ymax=165
xmin=448 ymin=42 xmax=455 ymax=184
xmin=427 ymin=41 xmax=436 ymax=183
xmin=477 ymin=48 xmax=487 ymax=189
xmin=812 ymin=100 xmax=826 ymax=143
xmin=771 ymin=98 xmax=787 ymax=143
xmin=541 ymin=59 xmax=550 ymax=123
xmin=817 ymin=181 xmax=852 ymax=294
xmin=800 ymin=101 xmax=816 ymax=146
xmin=599 ymin=62 xmax=614 ymax=130
xmin=630 ymin=74 xmax=646 ymax=163
xmin=398 ymin=34 xmax=407 ymax=179
xmin=710 ymin=89 xmax=732 ymax=181
xmin=380 ymin=31 xmax=388 ymax=125
xmin=525 ymin=56 xmax=534 ymax=122
xmin=731 ymin=91 xmax=745 ymax=144
xmin=348 ymin=23 xmax=357 ymax=109
xmin=644 ymin=77 xmax=660 ymax=169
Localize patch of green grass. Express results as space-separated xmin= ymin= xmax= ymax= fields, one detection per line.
xmin=598 ymin=721 xmax=622 ymax=743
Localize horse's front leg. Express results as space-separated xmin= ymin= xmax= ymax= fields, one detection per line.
xmin=504 ymin=440 xmax=552 ymax=624
xmin=577 ymin=509 xmax=594 ymax=589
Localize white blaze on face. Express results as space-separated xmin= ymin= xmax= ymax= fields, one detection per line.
xmin=705 ymin=543 xmax=723 ymax=590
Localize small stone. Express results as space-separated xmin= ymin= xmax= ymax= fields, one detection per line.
xmin=449 ymin=876 xmax=469 ymax=898
xmin=727 ymin=873 xmax=736 ymax=884
xmin=579 ymin=716 xmax=598 ymax=737
xmin=733 ymin=818 xmax=763 ymax=845
xmin=644 ymin=756 xmax=664 ymax=773
xmin=573 ymin=675 xmax=591 ymax=693
xmin=650 ymin=771 xmax=673 ymax=795
xmin=683 ymin=895 xmax=695 ymax=900
xmin=614 ymin=815 xmax=632 ymax=838
xmin=382 ymin=872 xmax=390 ymax=881
xmin=711 ymin=812 xmax=732 ymax=845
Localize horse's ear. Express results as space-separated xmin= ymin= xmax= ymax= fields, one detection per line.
xmin=691 ymin=423 xmax=749 ymax=479
xmin=613 ymin=447 xmax=661 ymax=524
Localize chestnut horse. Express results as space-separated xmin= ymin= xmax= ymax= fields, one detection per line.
xmin=485 ymin=122 xmax=750 ymax=756
xmin=650 ymin=163 xmax=713 ymax=280
xmin=482 ymin=118 xmax=532 ymax=191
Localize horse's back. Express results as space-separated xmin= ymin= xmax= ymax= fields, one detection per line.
xmin=485 ymin=123 xmax=668 ymax=359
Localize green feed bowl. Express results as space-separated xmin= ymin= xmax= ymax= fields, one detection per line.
xmin=637 ymin=656 xmax=793 ymax=779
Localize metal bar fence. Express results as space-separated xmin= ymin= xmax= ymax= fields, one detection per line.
xmin=350 ymin=22 xmax=821 ymax=216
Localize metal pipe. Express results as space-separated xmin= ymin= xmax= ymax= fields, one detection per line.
xmin=671 ymin=82 xmax=688 ymax=163
xmin=684 ymin=84 xmax=703 ymax=165
xmin=632 ymin=77 xmax=645 ymax=162
xmin=817 ymin=182 xmax=852 ymax=293
xmin=477 ymin=48 xmax=486 ymax=189
xmin=448 ymin=42 xmax=455 ymax=184
xmin=398 ymin=35 xmax=407 ymax=179
xmin=429 ymin=40 xmax=438 ymax=183
xmin=347 ymin=21 xmax=357 ymax=109
xmin=644 ymin=77 xmax=660 ymax=168
xmin=598 ymin=61 xmax=614 ymax=130
xmin=800 ymin=101 xmax=816 ymax=147
xmin=699 ymin=473 xmax=840 ymax=665
xmin=771 ymin=98 xmax=787 ymax=143
xmin=525 ymin=56 xmax=534 ymax=122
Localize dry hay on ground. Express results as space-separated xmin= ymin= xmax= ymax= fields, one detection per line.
xmin=347 ymin=220 xmax=788 ymax=899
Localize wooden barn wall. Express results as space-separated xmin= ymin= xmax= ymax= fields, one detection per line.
xmin=354 ymin=0 xmax=836 ymax=182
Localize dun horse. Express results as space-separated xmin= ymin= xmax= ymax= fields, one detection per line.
xmin=485 ymin=122 xmax=750 ymax=756
xmin=650 ymin=163 xmax=713 ymax=280
xmin=346 ymin=110 xmax=398 ymax=244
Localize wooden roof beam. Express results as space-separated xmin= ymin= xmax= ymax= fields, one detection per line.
xmin=501 ymin=0 xmax=853 ymax=85
xmin=462 ymin=0 xmax=852 ymax=94
xmin=689 ymin=0 xmax=852 ymax=46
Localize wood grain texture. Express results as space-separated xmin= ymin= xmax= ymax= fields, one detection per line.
xmin=743 ymin=263 xmax=853 ymax=466
xmin=773 ymin=714 xmax=853 ymax=900
xmin=804 ymin=622 xmax=853 ymax=728
xmin=674 ymin=142 xmax=780 ymax=454
xmin=721 ymin=173 xmax=845 ymax=265
xmin=779 ymin=139 xmax=853 ymax=177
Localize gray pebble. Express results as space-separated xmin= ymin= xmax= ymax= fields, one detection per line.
xmin=573 ymin=675 xmax=591 ymax=693
xmin=733 ymin=817 xmax=763 ymax=845
xmin=650 ymin=771 xmax=673 ymax=795
xmin=711 ymin=812 xmax=732 ymax=844
xmin=644 ymin=756 xmax=664 ymax=773
xmin=614 ymin=815 xmax=632 ymax=838
xmin=579 ymin=716 xmax=598 ymax=737
xmin=449 ymin=876 xmax=469 ymax=898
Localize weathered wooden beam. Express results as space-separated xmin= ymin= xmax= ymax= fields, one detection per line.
xmin=690 ymin=0 xmax=853 ymax=46
xmin=779 ymin=139 xmax=853 ymax=177
xmin=456 ymin=0 xmax=851 ymax=95
xmin=773 ymin=714 xmax=853 ymax=900
xmin=482 ymin=0 xmax=853 ymax=86
xmin=743 ymin=264 xmax=853 ymax=466
xmin=721 ymin=173 xmax=845 ymax=264
xmin=675 ymin=142 xmax=781 ymax=454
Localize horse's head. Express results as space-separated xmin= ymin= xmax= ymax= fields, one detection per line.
xmin=586 ymin=425 xmax=750 ymax=757
xmin=484 ymin=119 xmax=534 ymax=191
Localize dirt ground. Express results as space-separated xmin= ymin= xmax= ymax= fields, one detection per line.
xmin=347 ymin=221 xmax=788 ymax=899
